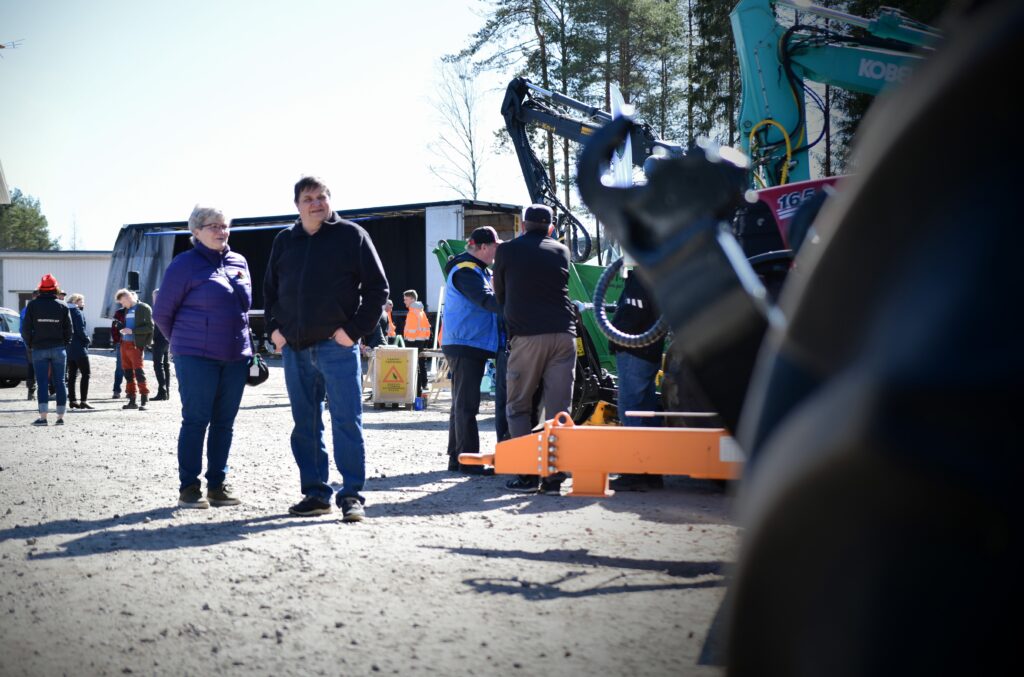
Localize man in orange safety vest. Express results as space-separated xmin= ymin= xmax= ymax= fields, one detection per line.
xmin=403 ymin=289 xmax=431 ymax=396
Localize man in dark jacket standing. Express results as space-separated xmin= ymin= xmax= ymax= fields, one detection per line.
xmin=608 ymin=270 xmax=666 ymax=491
xmin=264 ymin=176 xmax=389 ymax=523
xmin=442 ymin=226 xmax=502 ymax=475
xmin=492 ymin=205 xmax=576 ymax=494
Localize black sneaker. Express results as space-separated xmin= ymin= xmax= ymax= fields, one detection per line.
xmin=338 ymin=496 xmax=365 ymax=523
xmin=505 ymin=476 xmax=540 ymax=493
xmin=610 ymin=474 xmax=663 ymax=492
xmin=459 ymin=464 xmax=495 ymax=476
xmin=178 ymin=484 xmax=210 ymax=509
xmin=539 ymin=474 xmax=566 ymax=495
xmin=207 ymin=484 xmax=241 ymax=507
xmin=112 ymin=392 xmax=121 ymax=399
xmin=32 ymin=418 xmax=47 ymax=427
xmin=54 ymin=418 xmax=65 ymax=426
xmin=288 ymin=496 xmax=332 ymax=516
xmin=79 ymin=402 xmax=95 ymax=410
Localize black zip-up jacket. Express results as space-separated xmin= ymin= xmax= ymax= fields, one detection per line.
xmin=264 ymin=213 xmax=390 ymax=350
xmin=21 ymin=293 xmax=72 ymax=350
xmin=492 ymin=229 xmax=575 ymax=338
xmin=609 ymin=271 xmax=665 ymax=364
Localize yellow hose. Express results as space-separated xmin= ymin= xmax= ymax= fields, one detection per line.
xmin=749 ymin=119 xmax=793 ymax=186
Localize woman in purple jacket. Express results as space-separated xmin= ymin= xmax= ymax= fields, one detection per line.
xmin=153 ymin=205 xmax=252 ymax=509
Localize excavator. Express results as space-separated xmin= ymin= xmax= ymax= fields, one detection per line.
xmin=501 ymin=76 xmax=680 ymax=263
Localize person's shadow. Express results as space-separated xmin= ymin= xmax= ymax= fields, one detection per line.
xmin=360 ymin=469 xmax=602 ymax=519
xmin=2 ymin=507 xmax=324 ymax=560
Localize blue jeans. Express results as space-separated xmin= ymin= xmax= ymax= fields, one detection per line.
xmin=283 ymin=340 xmax=365 ymax=503
xmin=32 ymin=346 xmax=67 ymax=414
xmin=616 ymin=352 xmax=661 ymax=428
xmin=173 ymin=355 xmax=248 ymax=490
xmin=113 ymin=344 xmax=124 ymax=394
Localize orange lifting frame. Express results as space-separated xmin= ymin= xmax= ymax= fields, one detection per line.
xmin=459 ymin=411 xmax=744 ymax=497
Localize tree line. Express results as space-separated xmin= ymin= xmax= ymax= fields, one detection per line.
xmin=451 ymin=0 xmax=949 ymax=210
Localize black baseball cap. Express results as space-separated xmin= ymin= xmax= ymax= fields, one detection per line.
xmin=522 ymin=204 xmax=553 ymax=226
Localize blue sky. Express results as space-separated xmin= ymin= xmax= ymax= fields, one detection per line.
xmin=0 ymin=0 xmax=528 ymax=250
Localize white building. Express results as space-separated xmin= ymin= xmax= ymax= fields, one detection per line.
xmin=0 ymin=250 xmax=113 ymax=343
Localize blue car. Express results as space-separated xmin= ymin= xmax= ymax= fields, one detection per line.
xmin=0 ymin=306 xmax=30 ymax=388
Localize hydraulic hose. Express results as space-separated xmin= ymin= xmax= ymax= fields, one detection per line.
xmin=593 ymin=256 xmax=668 ymax=348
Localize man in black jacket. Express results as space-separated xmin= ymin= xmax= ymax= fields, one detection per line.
xmin=264 ymin=176 xmax=390 ymax=522
xmin=492 ymin=205 xmax=576 ymax=494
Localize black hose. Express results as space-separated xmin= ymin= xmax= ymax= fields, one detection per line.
xmin=563 ymin=213 xmax=593 ymax=262
xmin=593 ymin=257 xmax=668 ymax=348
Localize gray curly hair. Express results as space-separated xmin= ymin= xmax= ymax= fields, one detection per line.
xmin=187 ymin=205 xmax=228 ymax=245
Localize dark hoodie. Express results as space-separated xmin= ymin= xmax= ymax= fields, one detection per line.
xmin=21 ymin=292 xmax=72 ymax=350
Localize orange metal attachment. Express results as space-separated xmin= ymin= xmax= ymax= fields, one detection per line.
xmin=459 ymin=411 xmax=744 ymax=497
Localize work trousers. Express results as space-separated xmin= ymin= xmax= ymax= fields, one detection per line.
xmin=405 ymin=339 xmax=430 ymax=396
xmin=505 ymin=333 xmax=576 ymax=439
xmin=445 ymin=353 xmax=487 ymax=459
xmin=67 ymin=353 xmax=91 ymax=403
xmin=494 ymin=346 xmax=510 ymax=442
xmin=152 ymin=343 xmax=171 ymax=391
xmin=120 ymin=342 xmax=149 ymax=396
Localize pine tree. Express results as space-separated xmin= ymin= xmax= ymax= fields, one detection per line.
xmin=689 ymin=0 xmax=739 ymax=146
xmin=0 ymin=188 xmax=59 ymax=251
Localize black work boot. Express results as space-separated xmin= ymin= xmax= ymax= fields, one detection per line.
xmin=153 ymin=388 xmax=167 ymax=401
xmin=139 ymin=394 xmax=149 ymax=411
xmin=122 ymin=396 xmax=138 ymax=410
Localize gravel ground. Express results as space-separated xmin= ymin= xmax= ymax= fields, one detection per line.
xmin=0 ymin=350 xmax=737 ymax=676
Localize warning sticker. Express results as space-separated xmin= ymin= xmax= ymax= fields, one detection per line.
xmin=377 ymin=354 xmax=410 ymax=395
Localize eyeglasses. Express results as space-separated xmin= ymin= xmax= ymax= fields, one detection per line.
xmin=201 ymin=223 xmax=230 ymax=232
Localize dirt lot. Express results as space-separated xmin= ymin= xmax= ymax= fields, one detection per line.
xmin=0 ymin=351 xmax=737 ymax=677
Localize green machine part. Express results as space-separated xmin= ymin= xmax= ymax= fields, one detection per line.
xmin=433 ymin=239 xmax=624 ymax=375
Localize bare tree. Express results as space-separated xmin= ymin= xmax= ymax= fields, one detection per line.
xmin=428 ymin=58 xmax=488 ymax=200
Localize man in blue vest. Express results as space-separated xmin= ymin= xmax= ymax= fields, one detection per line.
xmin=442 ymin=226 xmax=502 ymax=475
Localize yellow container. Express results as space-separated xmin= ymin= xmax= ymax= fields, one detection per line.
xmin=372 ymin=346 xmax=418 ymax=407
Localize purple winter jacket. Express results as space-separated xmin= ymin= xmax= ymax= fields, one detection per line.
xmin=153 ymin=241 xmax=253 ymax=362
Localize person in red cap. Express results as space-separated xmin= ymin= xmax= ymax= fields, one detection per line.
xmin=20 ymin=274 xmax=72 ymax=425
